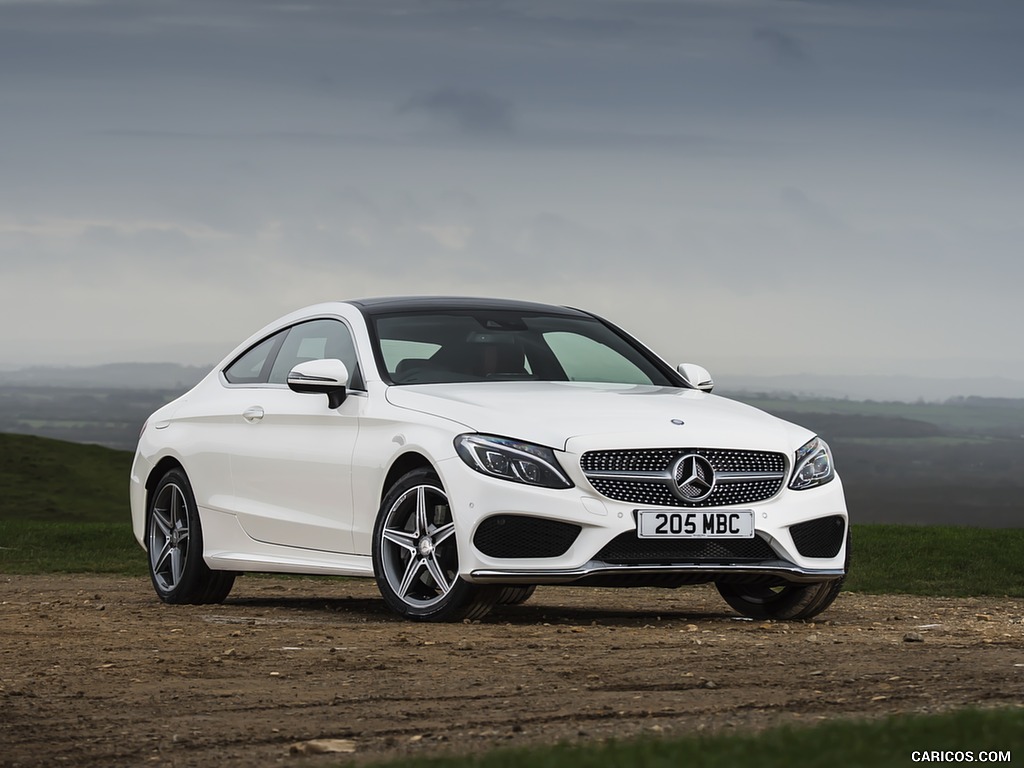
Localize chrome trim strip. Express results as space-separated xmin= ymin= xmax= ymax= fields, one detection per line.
xmin=217 ymin=378 xmax=369 ymax=396
xmin=287 ymin=373 xmax=337 ymax=383
xmin=717 ymin=471 xmax=786 ymax=481
xmin=583 ymin=470 xmax=785 ymax=483
xmin=584 ymin=470 xmax=671 ymax=481
xmin=470 ymin=561 xmax=845 ymax=585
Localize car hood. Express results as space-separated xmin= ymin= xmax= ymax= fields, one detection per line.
xmin=384 ymin=381 xmax=813 ymax=453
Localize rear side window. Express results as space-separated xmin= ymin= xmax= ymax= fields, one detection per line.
xmin=223 ymin=331 xmax=286 ymax=384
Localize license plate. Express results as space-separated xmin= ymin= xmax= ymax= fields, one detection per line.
xmin=636 ymin=510 xmax=755 ymax=539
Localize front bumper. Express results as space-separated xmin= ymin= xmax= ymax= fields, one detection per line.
xmin=439 ymin=454 xmax=849 ymax=585
xmin=470 ymin=562 xmax=846 ymax=585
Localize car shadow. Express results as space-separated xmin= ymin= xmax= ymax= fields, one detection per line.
xmin=220 ymin=591 xmax=740 ymax=626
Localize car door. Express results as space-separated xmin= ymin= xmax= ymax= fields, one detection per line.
xmin=227 ymin=318 xmax=363 ymax=554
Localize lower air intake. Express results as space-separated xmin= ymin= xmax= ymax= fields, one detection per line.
xmin=473 ymin=515 xmax=581 ymax=559
xmin=594 ymin=533 xmax=777 ymax=565
xmin=790 ymin=515 xmax=846 ymax=558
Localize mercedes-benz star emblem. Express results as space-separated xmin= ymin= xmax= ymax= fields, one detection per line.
xmin=670 ymin=454 xmax=716 ymax=502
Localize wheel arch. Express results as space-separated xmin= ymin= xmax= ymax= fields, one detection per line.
xmin=380 ymin=451 xmax=436 ymax=505
xmin=144 ymin=457 xmax=186 ymax=530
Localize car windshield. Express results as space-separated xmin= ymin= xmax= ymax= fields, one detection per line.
xmin=371 ymin=310 xmax=676 ymax=386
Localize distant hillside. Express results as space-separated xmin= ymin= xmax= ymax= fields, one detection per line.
xmin=720 ymin=373 xmax=1024 ymax=402
xmin=733 ymin=394 xmax=1024 ymax=439
xmin=0 ymin=433 xmax=133 ymax=523
xmin=0 ymin=386 xmax=181 ymax=450
xmin=0 ymin=362 xmax=209 ymax=390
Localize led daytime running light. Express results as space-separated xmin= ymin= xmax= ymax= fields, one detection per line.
xmin=455 ymin=435 xmax=573 ymax=489
xmin=789 ymin=437 xmax=835 ymax=490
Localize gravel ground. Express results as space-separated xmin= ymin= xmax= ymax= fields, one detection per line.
xmin=2 ymin=574 xmax=1022 ymax=767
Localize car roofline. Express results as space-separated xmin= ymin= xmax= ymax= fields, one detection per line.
xmin=347 ymin=296 xmax=590 ymax=317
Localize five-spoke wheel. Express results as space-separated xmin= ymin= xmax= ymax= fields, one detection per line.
xmin=146 ymin=468 xmax=234 ymax=605
xmin=372 ymin=468 xmax=498 ymax=621
xmin=149 ymin=479 xmax=192 ymax=594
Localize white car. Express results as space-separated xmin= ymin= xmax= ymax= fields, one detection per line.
xmin=130 ymin=297 xmax=849 ymax=622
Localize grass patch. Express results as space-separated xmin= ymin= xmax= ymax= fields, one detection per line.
xmin=362 ymin=707 xmax=1024 ymax=768
xmin=0 ymin=521 xmax=146 ymax=576
xmin=844 ymin=524 xmax=1024 ymax=597
xmin=0 ymin=433 xmax=133 ymax=523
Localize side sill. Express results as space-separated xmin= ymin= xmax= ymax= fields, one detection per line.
xmin=205 ymin=552 xmax=374 ymax=578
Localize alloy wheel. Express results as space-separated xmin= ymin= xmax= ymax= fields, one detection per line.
xmin=148 ymin=482 xmax=190 ymax=593
xmin=379 ymin=483 xmax=458 ymax=608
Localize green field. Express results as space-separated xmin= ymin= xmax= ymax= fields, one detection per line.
xmin=849 ymin=524 xmax=1024 ymax=596
xmin=0 ymin=432 xmax=133 ymax=523
xmin=0 ymin=521 xmax=146 ymax=576
xmin=360 ymin=708 xmax=1024 ymax=768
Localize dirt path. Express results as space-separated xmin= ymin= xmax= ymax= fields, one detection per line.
xmin=2 ymin=574 xmax=1022 ymax=767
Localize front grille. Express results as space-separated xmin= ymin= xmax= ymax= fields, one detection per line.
xmin=790 ymin=515 xmax=846 ymax=558
xmin=582 ymin=448 xmax=785 ymax=474
xmin=581 ymin=448 xmax=786 ymax=507
xmin=594 ymin=532 xmax=778 ymax=565
xmin=473 ymin=515 xmax=581 ymax=559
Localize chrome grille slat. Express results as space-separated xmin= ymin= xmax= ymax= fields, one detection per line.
xmin=581 ymin=448 xmax=787 ymax=507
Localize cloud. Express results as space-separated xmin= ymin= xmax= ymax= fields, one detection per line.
xmin=753 ymin=27 xmax=810 ymax=69
xmin=399 ymin=88 xmax=517 ymax=136
xmin=779 ymin=187 xmax=845 ymax=232
xmin=1 ymin=0 xmax=1022 ymax=383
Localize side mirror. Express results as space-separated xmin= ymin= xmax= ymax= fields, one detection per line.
xmin=287 ymin=359 xmax=350 ymax=408
xmin=676 ymin=362 xmax=714 ymax=393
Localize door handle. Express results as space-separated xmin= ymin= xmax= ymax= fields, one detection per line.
xmin=242 ymin=405 xmax=265 ymax=423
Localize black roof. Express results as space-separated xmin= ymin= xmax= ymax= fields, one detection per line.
xmin=349 ymin=296 xmax=590 ymax=317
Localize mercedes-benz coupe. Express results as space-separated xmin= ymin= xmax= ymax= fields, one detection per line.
xmin=130 ymin=297 xmax=849 ymax=622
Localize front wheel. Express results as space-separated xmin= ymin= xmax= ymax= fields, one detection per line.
xmin=147 ymin=468 xmax=235 ymax=605
xmin=372 ymin=468 xmax=498 ymax=622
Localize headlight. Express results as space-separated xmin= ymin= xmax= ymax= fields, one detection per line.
xmin=455 ymin=434 xmax=574 ymax=489
xmin=789 ymin=436 xmax=835 ymax=490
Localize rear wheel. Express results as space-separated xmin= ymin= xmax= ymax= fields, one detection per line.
xmin=717 ymin=530 xmax=850 ymax=620
xmin=147 ymin=468 xmax=235 ymax=605
xmin=716 ymin=579 xmax=842 ymax=620
xmin=372 ymin=468 xmax=498 ymax=622
xmin=496 ymin=585 xmax=537 ymax=606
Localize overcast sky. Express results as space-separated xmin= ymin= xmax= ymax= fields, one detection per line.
xmin=2 ymin=0 xmax=1022 ymax=386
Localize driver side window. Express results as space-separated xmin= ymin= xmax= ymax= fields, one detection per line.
xmin=268 ymin=319 xmax=363 ymax=389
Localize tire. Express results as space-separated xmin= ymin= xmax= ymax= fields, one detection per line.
xmin=716 ymin=530 xmax=850 ymax=621
xmin=496 ymin=585 xmax=537 ymax=606
xmin=147 ymin=468 xmax=235 ymax=605
xmin=716 ymin=579 xmax=843 ymax=621
xmin=372 ymin=468 xmax=499 ymax=622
